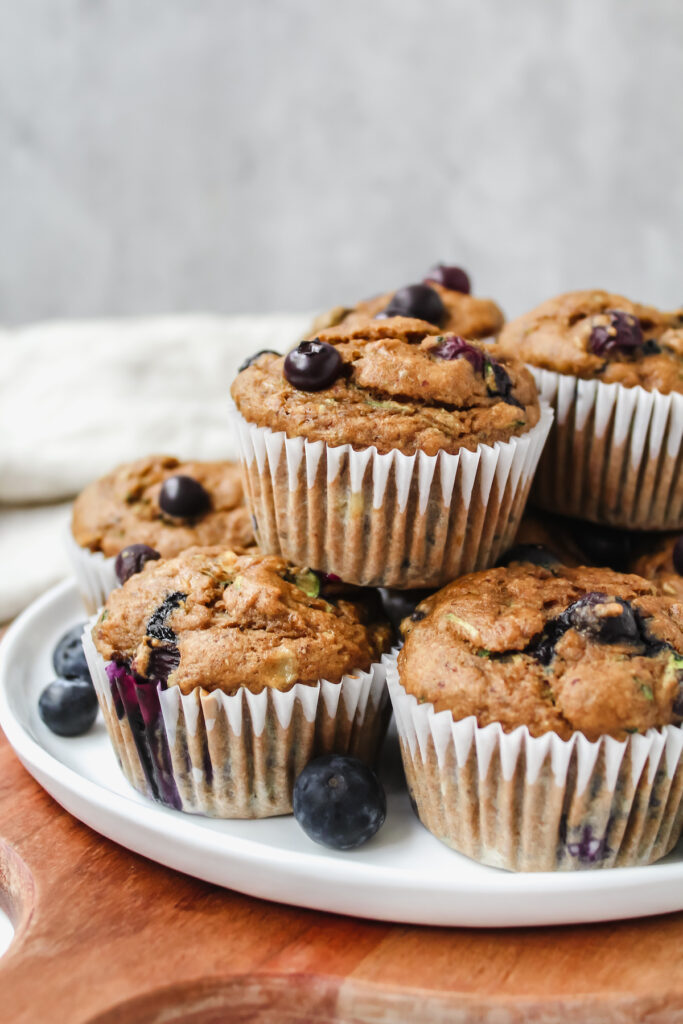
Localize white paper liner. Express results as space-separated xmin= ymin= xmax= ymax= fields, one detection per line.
xmin=83 ymin=621 xmax=389 ymax=818
xmin=65 ymin=527 xmax=118 ymax=614
xmin=529 ymin=367 xmax=683 ymax=530
xmin=385 ymin=653 xmax=683 ymax=871
xmin=228 ymin=404 xmax=554 ymax=588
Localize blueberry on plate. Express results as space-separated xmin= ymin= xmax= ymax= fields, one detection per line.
xmin=159 ymin=475 xmax=210 ymax=518
xmin=38 ymin=679 xmax=98 ymax=737
xmin=52 ymin=623 xmax=92 ymax=683
xmin=293 ymin=754 xmax=386 ymax=850
xmin=115 ymin=543 xmax=161 ymax=585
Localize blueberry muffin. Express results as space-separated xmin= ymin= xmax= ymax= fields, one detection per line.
xmin=83 ymin=547 xmax=392 ymax=817
xmin=632 ymin=533 xmax=683 ymax=601
xmin=388 ymin=563 xmax=683 ymax=870
xmin=68 ymin=455 xmax=255 ymax=611
xmin=311 ymin=263 xmax=504 ymax=341
xmin=495 ymin=290 xmax=683 ymax=529
xmin=230 ymin=318 xmax=552 ymax=588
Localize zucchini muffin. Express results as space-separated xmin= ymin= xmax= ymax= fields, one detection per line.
xmin=68 ymin=455 xmax=254 ymax=611
xmin=83 ymin=547 xmax=392 ymax=817
xmin=311 ymin=263 xmax=504 ymax=341
xmin=230 ymin=318 xmax=552 ymax=588
xmin=496 ymin=290 xmax=683 ymax=529
xmin=388 ymin=563 xmax=683 ymax=870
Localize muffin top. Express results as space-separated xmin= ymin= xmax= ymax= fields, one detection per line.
xmin=92 ymin=547 xmax=392 ymax=695
xmin=632 ymin=533 xmax=683 ymax=601
xmin=231 ymin=319 xmax=540 ymax=456
xmin=72 ymin=455 xmax=254 ymax=558
xmin=311 ymin=266 xmax=504 ymax=342
xmin=496 ymin=290 xmax=683 ymax=393
xmin=399 ymin=564 xmax=683 ymax=741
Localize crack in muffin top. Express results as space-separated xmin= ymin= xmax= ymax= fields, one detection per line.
xmin=496 ymin=290 xmax=683 ymax=393
xmin=72 ymin=455 xmax=255 ymax=558
xmin=399 ymin=564 xmax=683 ymax=741
xmin=231 ymin=318 xmax=540 ymax=456
xmin=92 ymin=547 xmax=392 ymax=695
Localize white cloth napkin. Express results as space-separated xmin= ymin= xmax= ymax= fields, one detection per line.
xmin=0 ymin=313 xmax=311 ymax=621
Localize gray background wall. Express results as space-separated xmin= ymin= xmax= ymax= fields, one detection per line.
xmin=1 ymin=0 xmax=682 ymax=325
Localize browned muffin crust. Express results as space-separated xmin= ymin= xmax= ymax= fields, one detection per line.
xmin=72 ymin=455 xmax=254 ymax=557
xmin=231 ymin=318 xmax=540 ymax=456
xmin=93 ymin=547 xmax=392 ymax=695
xmin=399 ymin=564 xmax=683 ymax=741
xmin=632 ymin=534 xmax=683 ymax=600
xmin=496 ymin=290 xmax=683 ymax=393
xmin=311 ymin=281 xmax=504 ymax=340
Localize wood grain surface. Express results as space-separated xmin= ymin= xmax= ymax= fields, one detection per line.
xmin=0 ymin=726 xmax=682 ymax=1024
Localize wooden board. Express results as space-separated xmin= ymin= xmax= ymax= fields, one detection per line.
xmin=1 ymin=727 xmax=682 ymax=1024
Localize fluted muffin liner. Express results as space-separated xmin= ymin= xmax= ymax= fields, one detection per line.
xmin=386 ymin=653 xmax=683 ymax=871
xmin=65 ymin=528 xmax=118 ymax=614
xmin=529 ymin=367 xmax=683 ymax=530
xmin=82 ymin=620 xmax=390 ymax=818
xmin=228 ymin=404 xmax=554 ymax=589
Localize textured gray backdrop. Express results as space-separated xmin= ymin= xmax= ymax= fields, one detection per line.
xmin=1 ymin=0 xmax=682 ymax=324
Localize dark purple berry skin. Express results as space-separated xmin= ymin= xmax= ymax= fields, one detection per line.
xmin=424 ymin=264 xmax=471 ymax=294
xmin=38 ymin=679 xmax=98 ymax=737
xmin=379 ymin=284 xmax=445 ymax=326
xmin=589 ymin=310 xmax=643 ymax=356
xmin=159 ymin=475 xmax=210 ymax=518
xmin=568 ymin=522 xmax=633 ymax=572
xmin=497 ymin=544 xmax=560 ymax=570
xmin=52 ymin=624 xmax=92 ymax=682
xmin=673 ymin=536 xmax=683 ymax=576
xmin=238 ymin=349 xmax=280 ymax=373
xmin=433 ymin=335 xmax=485 ymax=372
xmin=283 ymin=340 xmax=343 ymax=391
xmin=115 ymin=543 xmax=161 ymax=585
xmin=293 ymin=754 xmax=386 ymax=850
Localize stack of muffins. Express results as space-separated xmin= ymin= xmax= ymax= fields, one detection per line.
xmin=71 ymin=267 xmax=683 ymax=872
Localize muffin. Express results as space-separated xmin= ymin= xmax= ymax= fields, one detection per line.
xmin=68 ymin=455 xmax=255 ymax=611
xmin=311 ymin=263 xmax=504 ymax=341
xmin=496 ymin=290 xmax=683 ymax=529
xmin=82 ymin=547 xmax=392 ymax=817
xmin=501 ymin=509 xmax=635 ymax=572
xmin=230 ymin=318 xmax=553 ymax=588
xmin=388 ymin=563 xmax=683 ymax=870
xmin=632 ymin=533 xmax=683 ymax=600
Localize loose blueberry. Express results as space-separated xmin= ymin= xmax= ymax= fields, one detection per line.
xmin=115 ymin=543 xmax=161 ymax=585
xmin=283 ymin=340 xmax=343 ymax=391
xmin=238 ymin=349 xmax=280 ymax=373
xmin=424 ymin=264 xmax=471 ymax=294
xmin=379 ymin=284 xmax=445 ymax=325
xmin=589 ymin=310 xmax=643 ymax=357
xmin=568 ymin=522 xmax=632 ymax=572
xmin=159 ymin=475 xmax=210 ymax=518
xmin=673 ymin=536 xmax=683 ymax=576
xmin=293 ymin=754 xmax=386 ymax=850
xmin=52 ymin=624 xmax=92 ymax=682
xmin=378 ymin=587 xmax=433 ymax=638
xmin=38 ymin=679 xmax=98 ymax=737
xmin=497 ymin=544 xmax=560 ymax=570
xmin=433 ymin=335 xmax=485 ymax=372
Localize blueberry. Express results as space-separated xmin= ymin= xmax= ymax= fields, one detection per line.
xmin=673 ymin=536 xmax=683 ymax=576
xmin=433 ymin=335 xmax=485 ymax=372
xmin=424 ymin=264 xmax=471 ymax=294
xmin=641 ymin=339 xmax=661 ymax=355
xmin=378 ymin=587 xmax=433 ymax=638
xmin=115 ymin=543 xmax=161 ymax=585
xmin=147 ymin=591 xmax=186 ymax=642
xmin=379 ymin=284 xmax=445 ymax=325
xmin=52 ymin=624 xmax=92 ymax=682
xmin=283 ymin=340 xmax=343 ymax=391
xmin=589 ymin=310 xmax=643 ymax=357
xmin=293 ymin=754 xmax=386 ymax=850
xmin=484 ymin=359 xmax=514 ymax=399
xmin=568 ymin=522 xmax=632 ymax=572
xmin=568 ymin=592 xmax=641 ymax=645
xmin=159 ymin=475 xmax=210 ymax=518
xmin=238 ymin=349 xmax=281 ymax=373
xmin=497 ymin=544 xmax=560 ymax=570
xmin=38 ymin=679 xmax=98 ymax=737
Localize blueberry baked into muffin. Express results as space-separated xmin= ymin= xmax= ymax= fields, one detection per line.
xmin=68 ymin=455 xmax=255 ymax=611
xmin=230 ymin=317 xmax=552 ymax=588
xmin=83 ymin=547 xmax=392 ymax=817
xmin=311 ymin=263 xmax=504 ymax=341
xmin=496 ymin=290 xmax=683 ymax=529
xmin=388 ymin=563 xmax=683 ymax=870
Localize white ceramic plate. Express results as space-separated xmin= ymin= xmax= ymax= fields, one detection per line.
xmin=1 ymin=580 xmax=682 ymax=928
